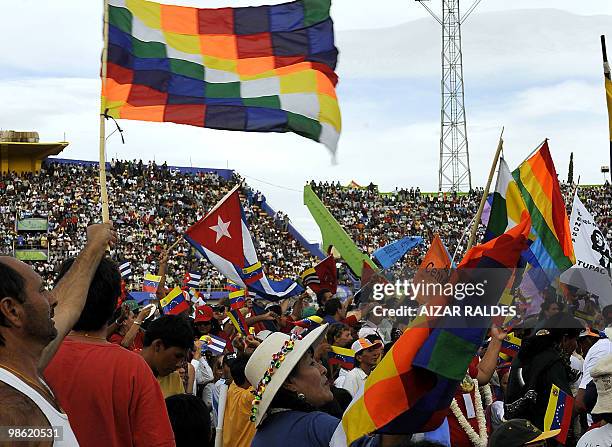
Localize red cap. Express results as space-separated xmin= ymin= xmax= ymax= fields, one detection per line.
xmin=194 ymin=305 xmax=214 ymax=323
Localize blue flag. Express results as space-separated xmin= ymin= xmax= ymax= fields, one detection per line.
xmin=128 ymin=291 xmax=156 ymax=304
xmin=373 ymin=236 xmax=423 ymax=269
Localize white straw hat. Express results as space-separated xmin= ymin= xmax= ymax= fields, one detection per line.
xmin=245 ymin=324 xmax=328 ymax=426
xmin=591 ymin=353 xmax=612 ymax=414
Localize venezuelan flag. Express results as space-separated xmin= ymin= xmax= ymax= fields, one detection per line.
xmin=160 ymin=286 xmax=189 ymax=315
xmin=499 ymin=332 xmax=522 ymax=362
xmin=291 ymin=315 xmax=324 ymax=329
xmin=544 ymin=384 xmax=573 ymax=444
xmin=227 ymin=309 xmax=249 ymax=336
xmin=142 ymin=273 xmax=161 ymax=292
xmin=328 ymin=346 xmax=355 ymax=370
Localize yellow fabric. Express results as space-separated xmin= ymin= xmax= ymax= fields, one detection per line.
xmin=157 ymin=371 xmax=184 ymax=398
xmin=223 ymin=383 xmax=256 ymax=447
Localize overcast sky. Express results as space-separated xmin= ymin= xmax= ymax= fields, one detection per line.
xmin=1 ymin=1 xmax=611 ymax=242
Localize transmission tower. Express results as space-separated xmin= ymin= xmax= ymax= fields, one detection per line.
xmin=417 ymin=0 xmax=481 ymax=192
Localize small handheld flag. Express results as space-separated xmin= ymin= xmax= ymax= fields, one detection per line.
xmin=184 ymin=271 xmax=202 ymax=289
xmin=499 ymin=332 xmax=522 ymax=362
xmin=300 ymin=255 xmax=338 ymax=294
xmin=200 ymin=335 xmax=226 ymax=355
xmin=160 ymin=287 xmax=190 ymax=315
xmin=118 ymin=260 xmax=132 ymax=279
xmin=227 ymin=309 xmax=249 ymax=336
xmin=328 ymin=346 xmax=355 ymax=370
xmin=291 ymin=315 xmax=324 ymax=329
xmin=544 ymin=384 xmax=574 ymax=444
xmin=143 ymin=273 xmax=161 ymax=293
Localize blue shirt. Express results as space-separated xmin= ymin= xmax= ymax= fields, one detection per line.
xmin=251 ymin=410 xmax=379 ymax=447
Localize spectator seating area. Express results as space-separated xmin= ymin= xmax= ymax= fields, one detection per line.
xmin=311 ymin=180 xmax=612 ymax=267
xmin=0 ymin=160 xmax=318 ymax=290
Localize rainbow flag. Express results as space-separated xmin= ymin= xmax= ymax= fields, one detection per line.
xmin=332 ymin=215 xmax=530 ymax=446
xmin=160 ymin=286 xmax=190 ymax=315
xmin=142 ymin=273 xmax=161 ymax=292
xmin=103 ymin=0 xmax=341 ymax=154
xmin=544 ymin=384 xmax=573 ymax=444
xmin=328 ymin=346 xmax=355 ymax=370
xmin=512 ymin=141 xmax=574 ymax=282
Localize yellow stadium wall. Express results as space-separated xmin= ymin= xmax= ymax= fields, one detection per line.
xmin=0 ymin=142 xmax=68 ymax=175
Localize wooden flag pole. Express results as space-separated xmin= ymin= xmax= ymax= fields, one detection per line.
xmin=99 ymin=0 xmax=111 ymax=223
xmin=168 ymin=236 xmax=183 ymax=252
xmin=466 ymin=127 xmax=505 ymax=252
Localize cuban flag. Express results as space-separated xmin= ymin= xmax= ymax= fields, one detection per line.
xmin=118 ymin=260 xmax=132 ymax=279
xmin=200 ymin=335 xmax=226 ymax=355
xmin=184 ymin=184 xmax=303 ymax=301
xmin=184 ymin=271 xmax=202 ymax=289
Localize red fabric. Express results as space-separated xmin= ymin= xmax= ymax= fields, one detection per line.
xmin=109 ymin=330 xmax=145 ymax=352
xmin=44 ymin=338 xmax=175 ymax=447
xmin=447 ymin=387 xmax=485 ymax=447
xmin=185 ymin=189 xmax=245 ymax=265
xmin=342 ymin=315 xmax=358 ymax=327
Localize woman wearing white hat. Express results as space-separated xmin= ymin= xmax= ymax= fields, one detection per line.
xmin=245 ymin=324 xmax=401 ymax=447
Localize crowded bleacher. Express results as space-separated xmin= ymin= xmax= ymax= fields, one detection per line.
xmin=311 ymin=180 xmax=611 ymax=265
xmin=0 ymin=160 xmax=318 ymax=290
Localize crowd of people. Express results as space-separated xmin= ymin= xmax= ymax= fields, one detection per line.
xmin=0 ymin=160 xmax=317 ymax=290
xmin=0 ymin=160 xmax=611 ymax=447
xmin=311 ymin=180 xmax=612 ymax=266
xmin=2 ymin=220 xmax=612 ymax=447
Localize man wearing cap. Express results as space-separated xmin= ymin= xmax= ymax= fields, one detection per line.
xmin=338 ymin=337 xmax=383 ymax=398
xmin=489 ymin=419 xmax=560 ymax=446
xmin=577 ymin=354 xmax=612 ymax=446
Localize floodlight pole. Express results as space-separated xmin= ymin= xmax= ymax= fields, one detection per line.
xmin=417 ymin=0 xmax=481 ymax=192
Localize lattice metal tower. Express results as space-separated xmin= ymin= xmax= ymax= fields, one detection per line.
xmin=417 ymin=0 xmax=480 ymax=191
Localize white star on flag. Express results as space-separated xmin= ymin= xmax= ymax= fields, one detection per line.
xmin=209 ymin=216 xmax=232 ymax=243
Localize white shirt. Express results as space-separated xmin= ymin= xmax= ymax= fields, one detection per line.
xmin=334 ymin=367 xmax=349 ymax=389
xmin=577 ymin=422 xmax=612 ymax=447
xmin=340 ymin=367 xmax=367 ymax=398
xmin=191 ymin=358 xmax=214 ymax=408
xmin=580 ymin=336 xmax=612 ymax=389
xmin=0 ymin=368 xmax=79 ymax=446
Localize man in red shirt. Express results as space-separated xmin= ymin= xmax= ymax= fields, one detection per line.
xmin=44 ymin=257 xmax=175 ymax=447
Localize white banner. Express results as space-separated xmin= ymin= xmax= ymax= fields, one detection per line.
xmin=560 ymin=194 xmax=612 ymax=307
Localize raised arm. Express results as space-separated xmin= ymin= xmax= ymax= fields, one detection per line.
xmin=155 ymin=250 xmax=169 ymax=301
xmin=38 ymin=223 xmax=115 ymax=371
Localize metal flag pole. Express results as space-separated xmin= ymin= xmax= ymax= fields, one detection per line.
xmin=466 ymin=127 xmax=505 ymax=251
xmin=99 ymin=0 xmax=111 ymax=223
